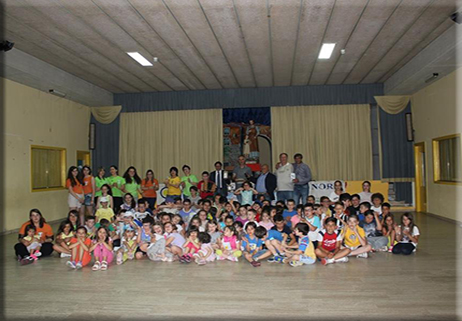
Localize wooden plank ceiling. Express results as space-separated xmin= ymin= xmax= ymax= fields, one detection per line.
xmin=1 ymin=0 xmax=459 ymax=93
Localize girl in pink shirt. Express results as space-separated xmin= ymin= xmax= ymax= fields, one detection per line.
xmin=259 ymin=210 xmax=274 ymax=231
xmin=216 ymin=225 xmax=242 ymax=262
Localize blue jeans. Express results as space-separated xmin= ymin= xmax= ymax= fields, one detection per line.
xmin=277 ymin=191 xmax=294 ymax=203
xmin=294 ymin=184 xmax=309 ymax=204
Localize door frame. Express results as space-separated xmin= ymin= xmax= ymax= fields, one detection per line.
xmin=414 ymin=142 xmax=427 ymax=212
xmin=76 ymin=150 xmax=91 ymax=167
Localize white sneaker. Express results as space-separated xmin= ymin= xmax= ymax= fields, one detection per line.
xmin=60 ymin=253 xmax=71 ymax=258
xmin=35 ymin=252 xmax=42 ymax=257
xmin=334 ymin=257 xmax=349 ymax=263
xmin=356 ymin=252 xmax=368 ymax=259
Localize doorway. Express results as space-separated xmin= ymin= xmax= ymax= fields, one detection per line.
xmin=414 ymin=142 xmax=427 ymax=212
xmin=257 ymin=135 xmax=272 ymax=170
xmin=77 ymin=150 xmax=91 ymax=167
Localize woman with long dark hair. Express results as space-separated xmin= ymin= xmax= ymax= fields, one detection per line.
xmin=108 ymin=165 xmax=125 ymax=211
xmin=141 ymin=169 xmax=159 ymax=210
xmin=15 ymin=209 xmax=54 ymax=265
xmin=393 ymin=213 xmax=420 ymax=255
xmin=66 ymin=166 xmax=85 ymax=225
xmin=123 ymin=166 xmax=142 ymax=200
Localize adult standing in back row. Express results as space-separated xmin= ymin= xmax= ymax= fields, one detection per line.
xmin=292 ymin=153 xmax=312 ymax=204
xmin=233 ymin=155 xmax=252 ymax=189
xmin=275 ymin=153 xmax=294 ymax=202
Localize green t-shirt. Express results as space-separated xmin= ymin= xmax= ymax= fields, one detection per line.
xmin=108 ymin=176 xmax=125 ymax=197
xmin=95 ymin=176 xmax=108 ymax=197
xmin=95 ymin=222 xmax=115 ymax=232
xmin=181 ymin=175 xmax=198 ymax=196
xmin=125 ymin=181 xmax=141 ymax=199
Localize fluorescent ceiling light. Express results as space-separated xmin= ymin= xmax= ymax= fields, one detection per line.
xmin=127 ymin=52 xmax=153 ymax=66
xmin=318 ymin=43 xmax=336 ymax=59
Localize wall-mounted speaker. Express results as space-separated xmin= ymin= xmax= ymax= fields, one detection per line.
xmin=405 ymin=113 xmax=414 ymax=142
xmin=89 ymin=123 xmax=96 ymax=150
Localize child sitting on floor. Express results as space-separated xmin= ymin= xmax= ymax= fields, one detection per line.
xmin=358 ymin=202 xmax=371 ymax=223
xmin=342 ymin=214 xmax=372 ymax=258
xmin=282 ymin=199 xmax=297 ymax=228
xmin=216 ymin=225 xmax=242 ymax=262
xmin=163 ymin=222 xmax=185 ymax=260
xmin=95 ymin=197 xmax=114 ymax=223
xmin=371 ymin=193 xmax=384 ymax=218
xmin=84 ymin=215 xmax=96 ymax=238
xmin=243 ymin=209 xmax=259 ymax=230
xmin=66 ymin=226 xmax=92 ymax=269
xmin=90 ymin=226 xmax=113 ymax=271
xmin=242 ymin=222 xmax=265 ymax=267
xmin=254 ymin=226 xmax=286 ymax=263
xmin=22 ymin=224 xmax=42 ymax=260
xmin=207 ymin=220 xmax=221 ymax=248
xmin=281 ymin=223 xmax=316 ymax=267
xmin=393 ymin=213 xmax=420 ymax=255
xmin=53 ymin=220 xmax=74 ymax=258
xmin=147 ymin=222 xmax=171 ymax=262
xmin=116 ymin=226 xmax=138 ymax=265
xmin=315 ymin=217 xmax=350 ymax=265
xmin=259 ymin=209 xmax=274 ymax=231
xmin=382 ymin=213 xmax=396 ymax=252
xmin=360 ymin=210 xmax=389 ymax=251
xmin=180 ymin=226 xmax=200 ymax=263
xmin=135 ymin=217 xmax=154 ymax=260
xmin=193 ymin=232 xmax=216 ymax=265
xmin=271 ymin=214 xmax=295 ymax=246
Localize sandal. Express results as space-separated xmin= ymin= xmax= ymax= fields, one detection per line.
xmin=100 ymin=261 xmax=108 ymax=271
xmin=92 ymin=261 xmax=101 ymax=271
xmin=116 ymin=253 xmax=123 ymax=265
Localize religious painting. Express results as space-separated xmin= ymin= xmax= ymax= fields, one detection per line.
xmin=223 ymin=107 xmax=272 ymax=172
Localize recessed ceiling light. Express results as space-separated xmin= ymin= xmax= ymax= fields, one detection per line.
xmin=318 ymin=43 xmax=336 ymax=59
xmin=127 ymin=52 xmax=153 ymax=66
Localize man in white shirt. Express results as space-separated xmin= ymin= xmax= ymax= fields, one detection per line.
xmin=275 ymin=153 xmax=294 ymax=203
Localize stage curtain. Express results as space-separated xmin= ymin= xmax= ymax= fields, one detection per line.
xmin=271 ymin=104 xmax=372 ymax=181
xmin=91 ymin=105 xmax=122 ymax=124
xmin=119 ymin=109 xmax=223 ymax=182
xmin=374 ymin=95 xmax=410 ymax=114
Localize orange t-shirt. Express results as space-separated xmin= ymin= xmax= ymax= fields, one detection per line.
xmin=66 ymin=178 xmax=84 ymax=194
xmin=141 ymin=179 xmax=158 ymax=198
xmin=70 ymin=237 xmax=92 ymax=266
xmin=19 ymin=222 xmax=54 ymax=243
xmin=83 ymin=176 xmax=93 ymax=194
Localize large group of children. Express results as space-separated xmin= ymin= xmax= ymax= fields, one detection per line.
xmin=18 ymin=172 xmax=421 ymax=270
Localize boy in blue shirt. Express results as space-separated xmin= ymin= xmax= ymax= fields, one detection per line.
xmin=242 ymin=222 xmax=266 ymax=267
xmin=282 ymin=199 xmax=297 ymax=227
xmin=255 ymin=226 xmax=285 ymax=263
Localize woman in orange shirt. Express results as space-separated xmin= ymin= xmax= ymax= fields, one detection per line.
xmin=15 ymin=209 xmax=54 ymax=265
xmin=141 ymin=169 xmax=159 ymax=210
xmin=82 ymin=165 xmax=96 ymax=217
xmin=66 ymin=166 xmax=85 ymax=225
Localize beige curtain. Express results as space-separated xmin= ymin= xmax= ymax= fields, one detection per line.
xmin=374 ymin=95 xmax=410 ymax=114
xmin=271 ymin=104 xmax=372 ymax=180
xmin=119 ymin=109 xmax=223 ymax=182
xmin=91 ymin=105 xmax=122 ymax=124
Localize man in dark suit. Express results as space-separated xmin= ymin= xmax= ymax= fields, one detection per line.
xmin=252 ymin=164 xmax=277 ymax=201
xmin=210 ymin=161 xmax=229 ymax=197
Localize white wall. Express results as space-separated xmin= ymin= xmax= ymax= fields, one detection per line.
xmin=412 ymin=68 xmax=462 ymax=222
xmin=4 ymin=78 xmax=90 ymax=232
